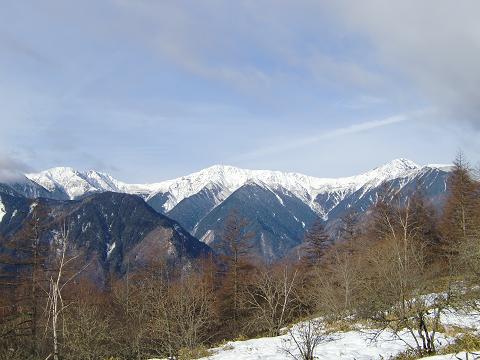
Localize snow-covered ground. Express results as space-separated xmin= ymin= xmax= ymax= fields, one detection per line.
xmin=148 ymin=309 xmax=477 ymax=360
xmin=199 ymin=328 xmax=423 ymax=360
xmin=194 ymin=324 xmax=457 ymax=360
xmin=441 ymin=308 xmax=480 ymax=333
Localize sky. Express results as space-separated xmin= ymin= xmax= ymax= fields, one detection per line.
xmin=1 ymin=0 xmax=480 ymax=182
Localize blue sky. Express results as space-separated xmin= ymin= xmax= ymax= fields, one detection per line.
xmin=1 ymin=1 xmax=479 ymax=182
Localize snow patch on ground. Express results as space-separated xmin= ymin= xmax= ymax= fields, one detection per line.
xmin=201 ymin=308 xmax=478 ymax=360
xmin=440 ymin=308 xmax=480 ymax=332
xmin=195 ymin=325 xmax=450 ymax=360
xmin=201 ymin=331 xmax=392 ymax=359
xmin=148 ymin=307 xmax=479 ymax=360
xmin=274 ymin=192 xmax=285 ymax=206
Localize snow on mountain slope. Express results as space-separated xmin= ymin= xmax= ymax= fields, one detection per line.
xmin=26 ymin=167 xmax=108 ymax=199
xmin=150 ymin=158 xmax=425 ymax=212
xmin=25 ymin=167 xmax=157 ymax=200
xmin=24 ymin=159 xmax=451 ymax=212
xmin=126 ymin=159 xmax=446 ymax=213
xmin=0 ymin=197 xmax=6 ymax=223
xmin=153 ymin=159 xmax=448 ymax=215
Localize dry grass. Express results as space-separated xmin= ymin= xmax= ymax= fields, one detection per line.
xmin=178 ymin=346 xmax=212 ymax=360
xmin=439 ymin=332 xmax=480 ymax=355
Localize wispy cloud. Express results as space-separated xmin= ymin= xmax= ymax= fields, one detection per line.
xmin=235 ymin=110 xmax=431 ymax=161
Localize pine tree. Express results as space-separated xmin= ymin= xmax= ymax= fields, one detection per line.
xmin=216 ymin=209 xmax=254 ymax=335
xmin=440 ymin=154 xmax=480 ymax=283
xmin=303 ymin=219 xmax=330 ymax=266
xmin=441 ymin=153 xmax=480 ymax=250
xmin=338 ymin=210 xmax=359 ymax=243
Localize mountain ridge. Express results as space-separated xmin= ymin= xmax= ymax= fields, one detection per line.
xmin=1 ymin=159 xmax=453 ymax=261
xmin=24 ymin=159 xmax=451 ymax=215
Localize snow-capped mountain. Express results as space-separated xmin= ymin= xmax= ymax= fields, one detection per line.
xmin=25 ymin=167 xmax=128 ymax=200
xmin=172 ymin=160 xmax=451 ymax=260
xmin=9 ymin=159 xmax=451 ymax=260
xmin=24 ymin=158 xmax=450 ymax=214
xmin=137 ymin=158 xmax=439 ymax=214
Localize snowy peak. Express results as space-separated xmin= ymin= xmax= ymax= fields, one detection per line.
xmin=13 ymin=159 xmax=453 ymax=262
xmin=25 ymin=167 xmax=124 ymax=200
xmin=146 ymin=164 xmax=319 ymax=212
xmin=372 ymin=158 xmax=421 ymax=172
xmin=26 ymin=167 xmax=89 ymax=199
xmin=23 ymin=159 xmax=450 ymax=211
xmin=347 ymin=158 xmax=421 ymax=189
xmin=83 ymin=170 xmax=126 ymax=193
xmin=158 ymin=160 xmax=446 ymax=215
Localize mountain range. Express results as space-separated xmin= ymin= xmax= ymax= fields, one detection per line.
xmin=0 ymin=159 xmax=452 ymax=269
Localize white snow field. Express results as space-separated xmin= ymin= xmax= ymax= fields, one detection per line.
xmin=197 ymin=328 xmax=427 ymax=360
xmin=148 ymin=308 xmax=479 ymax=360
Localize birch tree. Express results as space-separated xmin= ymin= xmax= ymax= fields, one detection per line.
xmin=43 ymin=224 xmax=86 ymax=360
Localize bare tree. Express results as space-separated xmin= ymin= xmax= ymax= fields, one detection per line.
xmin=327 ymin=245 xmax=358 ymax=315
xmin=62 ymin=282 xmax=114 ymax=360
xmin=158 ymin=272 xmax=216 ymax=356
xmin=245 ymin=264 xmax=299 ymax=336
xmin=114 ymin=260 xmax=216 ymax=360
xmin=112 ymin=259 xmax=171 ymax=359
xmin=305 ymin=238 xmax=360 ymax=321
xmin=282 ymin=319 xmax=331 ymax=360
xmin=356 ymin=196 xmax=449 ymax=356
xmin=42 ymin=224 xmax=87 ymax=360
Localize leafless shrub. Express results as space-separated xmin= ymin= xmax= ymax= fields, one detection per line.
xmin=282 ymin=319 xmax=332 ymax=360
